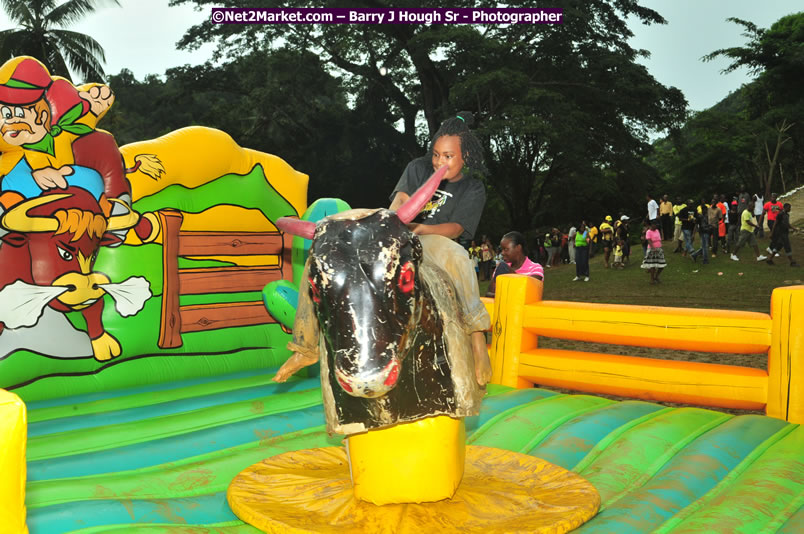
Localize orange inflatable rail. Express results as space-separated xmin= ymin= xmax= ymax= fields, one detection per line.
xmin=482 ymin=274 xmax=804 ymax=423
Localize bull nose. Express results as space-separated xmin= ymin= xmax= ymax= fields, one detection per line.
xmin=335 ymin=358 xmax=402 ymax=398
xmin=52 ymin=272 xmax=109 ymax=308
xmin=383 ymin=359 xmax=400 ymax=387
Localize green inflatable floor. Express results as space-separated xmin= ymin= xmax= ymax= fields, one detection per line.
xmin=23 ymin=369 xmax=804 ymax=533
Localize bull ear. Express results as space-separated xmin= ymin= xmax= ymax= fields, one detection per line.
xmin=1 ymin=232 xmax=28 ymax=247
xmin=277 ymin=217 xmax=316 ymax=240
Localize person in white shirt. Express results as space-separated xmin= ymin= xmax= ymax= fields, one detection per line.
xmin=568 ymin=225 xmax=577 ymax=264
xmin=753 ymin=193 xmax=765 ymax=237
xmin=647 ymin=193 xmax=660 ymax=237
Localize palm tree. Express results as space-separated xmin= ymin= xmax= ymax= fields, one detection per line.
xmin=0 ymin=0 xmax=121 ymax=83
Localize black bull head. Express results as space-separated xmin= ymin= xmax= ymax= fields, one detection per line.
xmin=278 ymin=167 xmax=482 ymax=434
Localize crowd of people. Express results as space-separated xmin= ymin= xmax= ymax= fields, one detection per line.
xmin=473 ymin=190 xmax=799 ymax=291
xmin=665 ymin=192 xmax=799 ymax=267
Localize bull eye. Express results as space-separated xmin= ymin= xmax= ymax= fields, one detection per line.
xmin=308 ymin=276 xmax=321 ymax=304
xmin=398 ymin=261 xmax=415 ymax=293
xmin=57 ymin=246 xmax=73 ymax=261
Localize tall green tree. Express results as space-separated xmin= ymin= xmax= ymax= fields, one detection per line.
xmin=0 ymin=0 xmax=120 ymax=82
xmin=704 ymin=13 xmax=804 ymax=197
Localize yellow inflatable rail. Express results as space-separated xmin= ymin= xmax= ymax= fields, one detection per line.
xmin=0 ymin=389 xmax=28 ymax=534
xmin=483 ymin=274 xmax=804 ymax=423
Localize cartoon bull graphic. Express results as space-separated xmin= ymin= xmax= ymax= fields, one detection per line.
xmin=276 ymin=167 xmax=483 ymax=435
xmin=0 ymin=186 xmax=151 ymax=361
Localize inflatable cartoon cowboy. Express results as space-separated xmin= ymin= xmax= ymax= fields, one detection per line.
xmin=0 ymin=56 xmax=156 ymax=242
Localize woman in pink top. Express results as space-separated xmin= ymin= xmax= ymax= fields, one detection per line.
xmin=641 ymin=221 xmax=666 ymax=284
xmin=485 ymin=231 xmax=544 ymax=297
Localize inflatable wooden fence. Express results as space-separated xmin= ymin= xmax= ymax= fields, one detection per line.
xmin=157 ymin=210 xmax=292 ymax=349
xmin=484 ymin=274 xmax=804 ymax=423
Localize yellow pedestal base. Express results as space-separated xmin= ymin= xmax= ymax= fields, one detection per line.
xmin=347 ymin=415 xmax=465 ymax=504
xmin=228 ymin=445 xmax=600 ymax=534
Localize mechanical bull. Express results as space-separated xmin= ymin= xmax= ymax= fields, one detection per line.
xmin=0 ymin=187 xmax=151 ymax=361
xmin=277 ymin=167 xmax=483 ymax=435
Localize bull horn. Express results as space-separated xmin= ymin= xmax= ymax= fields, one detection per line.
xmin=277 ymin=217 xmax=316 ymax=240
xmin=396 ymin=165 xmax=448 ymax=225
xmin=0 ymin=193 xmax=70 ymax=232
xmin=105 ymin=198 xmax=141 ymax=231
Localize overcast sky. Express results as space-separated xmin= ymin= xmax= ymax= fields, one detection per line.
xmin=0 ymin=1 xmax=801 ymax=112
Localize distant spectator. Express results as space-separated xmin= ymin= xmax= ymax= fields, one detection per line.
xmin=764 ymin=194 xmax=784 ymax=234
xmin=678 ymin=199 xmax=696 ymax=257
xmin=641 ymin=220 xmax=666 ymax=283
xmin=727 ymin=200 xmax=740 ymax=252
xmin=600 ymin=215 xmax=615 ymax=268
xmin=588 ymin=224 xmax=599 ymax=257
xmin=568 ymin=224 xmax=577 ymax=264
xmin=486 ymin=231 xmax=544 ymax=297
xmin=716 ymin=195 xmax=728 ymax=254
xmin=560 ymin=229 xmax=570 ymax=264
xmin=544 ymin=232 xmax=556 ymax=268
xmin=619 ymin=215 xmax=632 ymax=264
xmin=672 ymin=198 xmax=686 ymax=253
xmin=573 ymin=221 xmax=591 ymax=282
xmin=753 ymin=193 xmax=765 ymax=237
xmin=647 ymin=193 xmax=660 ymax=232
xmin=612 ymin=238 xmax=625 ymax=269
xmin=730 ymin=199 xmax=768 ymax=262
xmin=480 ymin=236 xmax=494 ymax=281
xmin=766 ymin=203 xmax=799 ymax=267
xmin=468 ymin=240 xmax=481 ymax=277
xmin=659 ymin=194 xmax=673 ymax=241
xmin=691 ymin=198 xmax=713 ymax=264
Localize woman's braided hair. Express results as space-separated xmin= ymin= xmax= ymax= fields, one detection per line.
xmin=428 ymin=111 xmax=487 ymax=177
xmin=503 ymin=231 xmax=527 ymax=255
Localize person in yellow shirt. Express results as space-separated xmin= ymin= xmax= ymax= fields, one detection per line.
xmin=730 ymin=199 xmax=768 ymax=262
xmin=588 ymin=224 xmax=599 ymax=257
xmin=599 ymin=215 xmax=614 ymax=268
xmin=672 ymin=199 xmax=686 ymax=253
xmin=659 ymin=194 xmax=673 ymax=241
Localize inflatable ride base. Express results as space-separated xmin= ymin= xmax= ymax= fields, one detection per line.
xmin=227 ymin=445 xmax=600 ymax=533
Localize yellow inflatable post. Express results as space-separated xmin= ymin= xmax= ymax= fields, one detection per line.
xmin=0 ymin=389 xmax=28 ymax=534
xmin=346 ymin=415 xmax=465 ymax=505
xmin=490 ymin=274 xmax=544 ymax=388
xmin=768 ymin=286 xmax=804 ymax=423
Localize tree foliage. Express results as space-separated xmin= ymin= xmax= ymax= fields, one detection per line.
xmin=698 ymin=13 xmax=804 ymax=197
xmin=171 ymin=0 xmax=686 ymax=237
xmin=0 ymin=0 xmax=121 ymax=82
xmin=103 ymin=48 xmax=411 ymax=207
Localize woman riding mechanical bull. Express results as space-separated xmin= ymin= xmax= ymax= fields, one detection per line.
xmin=274 ymin=112 xmax=492 ymax=422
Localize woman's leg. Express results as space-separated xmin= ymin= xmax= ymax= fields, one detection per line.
xmin=419 ymin=235 xmax=492 ymax=385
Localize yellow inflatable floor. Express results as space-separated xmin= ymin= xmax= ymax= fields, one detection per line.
xmin=227 ymin=445 xmax=600 ymax=533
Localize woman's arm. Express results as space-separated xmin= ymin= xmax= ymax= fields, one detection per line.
xmin=410 ymin=222 xmax=464 ymax=239
xmin=389 ymin=191 xmax=410 ymax=211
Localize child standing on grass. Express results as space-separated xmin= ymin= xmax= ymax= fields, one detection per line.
xmin=612 ymin=238 xmax=625 ymax=269
xmin=641 ymin=221 xmax=666 ymax=283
